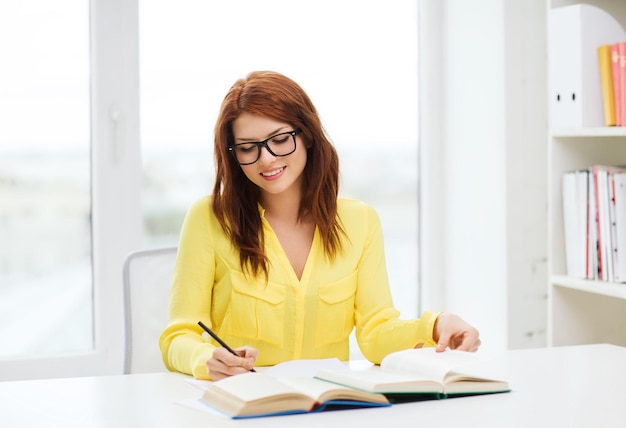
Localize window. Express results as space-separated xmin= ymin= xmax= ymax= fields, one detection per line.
xmin=139 ymin=0 xmax=420 ymax=316
xmin=0 ymin=1 xmax=92 ymax=360
xmin=0 ymin=0 xmax=140 ymax=380
xmin=0 ymin=0 xmax=419 ymax=379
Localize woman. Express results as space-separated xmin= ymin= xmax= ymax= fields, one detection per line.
xmin=159 ymin=71 xmax=480 ymax=380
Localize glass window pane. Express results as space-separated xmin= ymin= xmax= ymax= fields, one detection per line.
xmin=0 ymin=1 xmax=92 ymax=358
xmin=139 ymin=0 xmax=418 ymax=316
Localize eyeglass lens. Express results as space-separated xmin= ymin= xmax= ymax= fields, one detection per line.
xmin=233 ymin=131 xmax=297 ymax=165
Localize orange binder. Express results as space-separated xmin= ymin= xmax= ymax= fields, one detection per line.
xmin=598 ymin=44 xmax=616 ymax=126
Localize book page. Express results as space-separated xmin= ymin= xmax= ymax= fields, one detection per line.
xmin=263 ymin=358 xmax=347 ymax=379
xmin=381 ymin=348 xmax=484 ymax=382
xmin=315 ymin=365 xmax=443 ymax=393
xmin=279 ymin=376 xmax=389 ymax=404
xmin=202 ymin=372 xmax=315 ymax=417
xmin=207 ymin=372 xmax=309 ymax=403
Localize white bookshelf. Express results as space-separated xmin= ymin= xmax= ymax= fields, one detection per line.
xmin=548 ymin=0 xmax=626 ymax=346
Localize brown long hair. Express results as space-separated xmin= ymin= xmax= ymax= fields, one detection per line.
xmin=212 ymin=71 xmax=344 ymax=278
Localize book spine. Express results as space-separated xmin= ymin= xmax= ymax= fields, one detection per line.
xmin=619 ymin=42 xmax=626 ymax=127
xmin=593 ymin=166 xmax=609 ymax=281
xmin=605 ymin=167 xmax=626 ymax=282
xmin=608 ymin=169 xmax=619 ymax=281
xmin=588 ymin=169 xmax=599 ymax=279
xmin=611 ymin=43 xmax=622 ymax=126
xmin=598 ymin=45 xmax=616 ymax=126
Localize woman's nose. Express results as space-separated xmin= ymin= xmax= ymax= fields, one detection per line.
xmin=257 ymin=145 xmax=276 ymax=163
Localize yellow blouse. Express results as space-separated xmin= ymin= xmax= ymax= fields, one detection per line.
xmin=159 ymin=196 xmax=439 ymax=379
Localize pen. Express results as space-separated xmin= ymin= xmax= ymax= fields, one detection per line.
xmin=197 ymin=321 xmax=256 ymax=372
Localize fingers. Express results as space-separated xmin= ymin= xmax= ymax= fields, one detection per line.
xmin=239 ymin=346 xmax=258 ymax=370
xmin=435 ymin=330 xmax=453 ymax=352
xmin=436 ymin=331 xmax=480 ymax=352
xmin=207 ymin=346 xmax=258 ymax=380
xmin=433 ymin=313 xmax=481 ymax=353
xmin=447 ymin=330 xmax=481 ymax=352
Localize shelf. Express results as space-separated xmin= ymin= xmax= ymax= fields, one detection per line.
xmin=547 ymin=0 xmax=626 ymax=348
xmin=551 ymin=275 xmax=626 ymax=299
xmin=551 ymin=128 xmax=626 ymax=138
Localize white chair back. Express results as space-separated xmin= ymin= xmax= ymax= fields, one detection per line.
xmin=122 ymin=246 xmax=177 ymax=374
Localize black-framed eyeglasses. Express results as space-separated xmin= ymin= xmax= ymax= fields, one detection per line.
xmin=228 ymin=129 xmax=301 ymax=165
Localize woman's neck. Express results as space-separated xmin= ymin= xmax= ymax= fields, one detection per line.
xmin=260 ymin=186 xmax=306 ymax=225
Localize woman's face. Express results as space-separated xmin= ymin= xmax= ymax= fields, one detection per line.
xmin=232 ymin=113 xmax=308 ymax=198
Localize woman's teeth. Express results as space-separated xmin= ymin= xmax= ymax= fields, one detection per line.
xmin=262 ymin=167 xmax=284 ymax=177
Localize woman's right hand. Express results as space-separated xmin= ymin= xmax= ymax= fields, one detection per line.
xmin=206 ymin=346 xmax=258 ymax=380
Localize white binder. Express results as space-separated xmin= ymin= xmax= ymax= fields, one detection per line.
xmin=549 ymin=4 xmax=626 ymax=129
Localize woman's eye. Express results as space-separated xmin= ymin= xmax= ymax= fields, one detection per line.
xmin=237 ymin=144 xmax=256 ymax=153
xmin=271 ymin=136 xmax=289 ymax=144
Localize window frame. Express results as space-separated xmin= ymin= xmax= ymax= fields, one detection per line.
xmin=0 ymin=0 xmax=141 ymax=380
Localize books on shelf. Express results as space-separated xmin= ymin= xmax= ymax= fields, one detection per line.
xmin=197 ymin=350 xmax=510 ymax=419
xmin=599 ymin=41 xmax=626 ymax=127
xmin=563 ymin=165 xmax=626 ymax=282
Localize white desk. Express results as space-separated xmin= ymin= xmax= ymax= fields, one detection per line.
xmin=0 ymin=344 xmax=624 ymax=428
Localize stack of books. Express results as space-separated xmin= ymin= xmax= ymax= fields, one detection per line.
xmin=563 ymin=165 xmax=626 ymax=282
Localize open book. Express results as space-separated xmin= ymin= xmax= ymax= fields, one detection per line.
xmin=200 ymin=372 xmax=390 ymax=419
xmin=314 ymin=348 xmax=510 ymax=401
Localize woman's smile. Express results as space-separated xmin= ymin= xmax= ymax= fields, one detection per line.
xmin=261 ymin=166 xmax=285 ymax=178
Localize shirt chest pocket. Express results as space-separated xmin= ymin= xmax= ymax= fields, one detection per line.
xmin=226 ymin=271 xmax=287 ymax=348
xmin=315 ymin=272 xmax=357 ymax=347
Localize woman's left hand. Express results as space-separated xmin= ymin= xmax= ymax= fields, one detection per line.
xmin=433 ymin=312 xmax=481 ymax=352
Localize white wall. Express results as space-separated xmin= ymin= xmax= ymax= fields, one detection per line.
xmin=503 ymin=0 xmax=548 ymax=349
xmin=419 ymin=0 xmax=548 ymax=352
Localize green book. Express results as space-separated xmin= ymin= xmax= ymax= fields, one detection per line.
xmin=314 ymin=348 xmax=510 ymax=402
